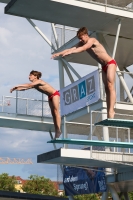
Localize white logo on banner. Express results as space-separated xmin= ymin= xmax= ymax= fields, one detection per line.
xmin=64 ymin=176 xmax=78 ymax=183
xmin=73 ymin=182 xmax=88 ymax=191
xmin=60 ymin=70 xmax=100 ymax=116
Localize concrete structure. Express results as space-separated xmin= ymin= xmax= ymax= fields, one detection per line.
xmin=0 ymin=0 xmax=133 ymax=199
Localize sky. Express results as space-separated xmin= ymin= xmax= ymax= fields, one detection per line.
xmin=0 ymin=3 xmax=96 ymax=181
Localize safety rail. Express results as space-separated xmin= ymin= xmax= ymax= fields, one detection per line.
xmin=0 ymin=92 xmax=52 ymax=118
xmin=90 ymin=111 xmax=133 ymax=154
xmin=98 ymin=69 xmax=133 ymax=103
xmin=76 ymin=0 xmax=133 ymax=10
xmin=62 ymin=111 xmax=133 ymax=155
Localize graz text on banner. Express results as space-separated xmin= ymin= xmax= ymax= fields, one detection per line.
xmin=60 ymin=70 xmax=100 ymax=116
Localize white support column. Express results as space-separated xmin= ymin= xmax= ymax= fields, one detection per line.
xmin=119 ymin=73 xmax=124 ymax=101
xmin=112 ymin=19 xmax=121 ymax=59
xmin=58 ymin=59 xmax=64 ymax=89
xmin=63 ymin=116 xmax=68 ymax=148
xmin=49 ymin=131 xmax=63 ymax=174
xmin=63 ymin=64 xmax=74 ymax=83
xmin=62 ymin=117 xmax=72 ymax=200
xmin=108 ymin=185 xmax=120 ymax=200
xmin=26 ymin=18 xmax=56 ymax=51
xmin=124 ymin=67 xmax=133 ymax=79
xmin=51 ymin=23 xmax=74 ymax=84
xmin=98 ymin=63 xmax=104 ymax=99
xmin=102 ymin=109 xmax=110 ymax=150
xmin=96 ymin=33 xmax=110 ymax=148
xmin=51 ymin=23 xmax=59 ymax=49
xmin=112 ymin=19 xmax=133 ymax=103
xmin=102 ymin=191 xmax=109 ymax=200
xmin=61 ymin=58 xmax=81 ymax=79
xmin=117 ymin=69 xmax=133 ymax=103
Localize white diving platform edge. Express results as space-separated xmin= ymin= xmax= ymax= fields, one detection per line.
xmin=47 ymin=138 xmax=133 ymax=148
xmin=0 ymin=112 xmax=54 ymax=132
xmin=95 ymin=118 xmax=133 ymax=128
xmin=37 ymin=148 xmax=133 ymax=168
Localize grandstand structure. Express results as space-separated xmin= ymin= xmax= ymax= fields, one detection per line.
xmin=0 ymin=0 xmax=133 ymax=200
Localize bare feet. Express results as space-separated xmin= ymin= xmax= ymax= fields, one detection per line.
xmin=54 ymin=131 xmax=61 ymax=139
xmin=108 ymin=111 xmax=115 ymax=119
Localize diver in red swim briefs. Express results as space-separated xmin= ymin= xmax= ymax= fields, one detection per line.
xmin=52 ymin=27 xmax=117 ymax=119
xmin=10 ymin=70 xmax=61 ymax=138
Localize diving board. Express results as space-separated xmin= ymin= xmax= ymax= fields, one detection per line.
xmin=95 ymin=118 xmax=133 ymax=128
xmin=47 ymin=138 xmax=133 ymax=148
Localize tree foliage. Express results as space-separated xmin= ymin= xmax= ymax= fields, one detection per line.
xmin=22 ymin=175 xmax=58 ymax=196
xmin=61 ymin=191 xmax=101 ymax=200
xmin=0 ymin=173 xmax=17 ymax=192
xmin=129 ymin=192 xmax=133 ymax=200
xmin=73 ymin=193 xmax=100 ymax=200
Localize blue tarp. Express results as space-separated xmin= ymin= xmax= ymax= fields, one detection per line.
xmin=63 ymin=166 xmax=107 ymax=196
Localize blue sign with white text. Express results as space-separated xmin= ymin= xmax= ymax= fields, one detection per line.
xmin=61 ymin=70 xmax=100 ymax=116
xmin=63 ymin=166 xmax=107 ymax=196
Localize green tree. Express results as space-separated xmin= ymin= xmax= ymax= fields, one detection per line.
xmin=22 ymin=175 xmax=58 ymax=196
xmin=0 ymin=173 xmax=17 ymax=192
xmin=129 ymin=192 xmax=133 ymax=200
xmin=61 ymin=192 xmax=100 ymax=200
xmin=73 ymin=193 xmax=100 ymax=200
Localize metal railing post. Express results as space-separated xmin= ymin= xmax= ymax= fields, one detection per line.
xmin=62 ymin=26 xmax=65 ymax=45
xmin=98 ymin=63 xmax=103 ymax=99
xmin=42 ymin=93 xmax=44 ymax=120
xmin=90 ymin=110 xmax=93 ymax=158
xmin=116 ymin=128 xmax=118 ymax=153
xmin=63 ymin=115 xmax=68 ymax=149
xmin=2 ymin=95 xmax=4 ymax=112
xmin=26 ymin=99 xmax=28 ymax=115
xmin=16 ymin=91 xmax=18 ymax=114
xmin=128 ymin=129 xmax=130 ymax=153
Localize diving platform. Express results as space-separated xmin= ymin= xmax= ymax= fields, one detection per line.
xmin=63 ymin=100 xmax=133 ymax=122
xmin=0 ymin=112 xmax=54 ymax=132
xmin=4 ymin=0 xmax=133 ymax=69
xmin=47 ymin=138 xmax=133 ymax=148
xmin=4 ymin=0 xmax=133 ymax=34
xmin=0 ymin=0 xmax=10 ymax=3
xmin=37 ymin=148 xmax=133 ymax=169
xmin=95 ymin=118 xmax=133 ymax=128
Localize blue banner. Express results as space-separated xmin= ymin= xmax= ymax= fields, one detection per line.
xmin=63 ymin=166 xmax=107 ymax=196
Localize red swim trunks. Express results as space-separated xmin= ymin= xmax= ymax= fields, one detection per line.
xmin=102 ymin=59 xmax=117 ymax=72
xmin=48 ymin=90 xmax=60 ymax=101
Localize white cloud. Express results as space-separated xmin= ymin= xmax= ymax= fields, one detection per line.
xmin=0 ymin=27 xmax=12 ymax=45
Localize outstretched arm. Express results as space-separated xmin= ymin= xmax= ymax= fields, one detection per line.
xmin=51 ymin=46 xmax=78 ymax=59
xmin=62 ymin=39 xmax=94 ymax=57
xmin=10 ymin=80 xmax=42 ymax=93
